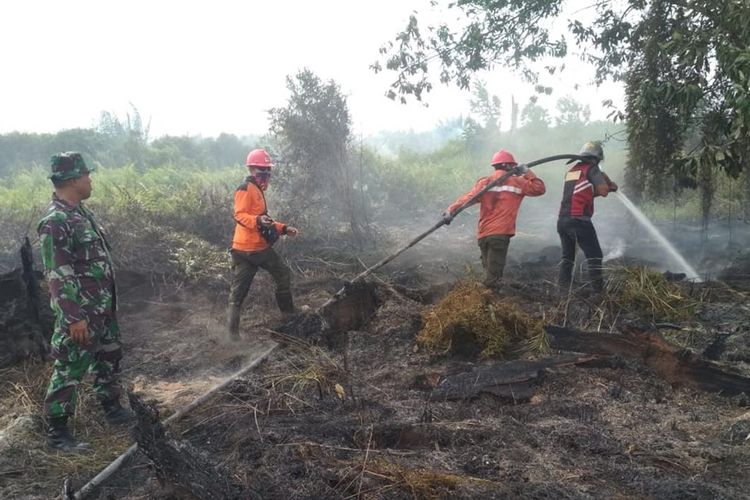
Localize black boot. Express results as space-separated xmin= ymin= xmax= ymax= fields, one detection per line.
xmin=228 ymin=304 xmax=241 ymax=339
xmin=558 ymin=258 xmax=575 ymax=295
xmin=275 ymin=291 xmax=295 ymax=315
xmin=102 ymin=399 xmax=136 ymax=426
xmin=587 ymin=257 xmax=604 ymax=294
xmin=47 ymin=416 xmax=91 ymax=453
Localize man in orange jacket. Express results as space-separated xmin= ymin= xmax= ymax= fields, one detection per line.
xmin=443 ymin=150 xmax=546 ymax=289
xmin=228 ymin=149 xmax=299 ymax=339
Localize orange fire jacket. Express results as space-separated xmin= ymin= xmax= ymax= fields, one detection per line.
xmin=232 ymin=177 xmax=287 ymax=252
xmin=447 ymin=170 xmax=546 ymax=239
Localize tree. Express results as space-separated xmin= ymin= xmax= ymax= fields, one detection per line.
xmin=96 ymin=105 xmax=150 ymax=168
xmin=520 ymin=100 xmax=549 ymax=131
xmin=469 ymin=81 xmax=502 ymax=132
xmin=269 ymin=69 xmax=370 ymax=247
xmin=555 ymin=96 xmax=590 ymax=127
xmin=207 ymin=133 xmax=248 ymax=168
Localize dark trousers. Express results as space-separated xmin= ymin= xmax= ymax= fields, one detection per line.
xmin=557 ymin=217 xmax=603 ymax=292
xmin=478 ymin=234 xmax=511 ymax=288
xmin=229 ymin=248 xmax=293 ymax=312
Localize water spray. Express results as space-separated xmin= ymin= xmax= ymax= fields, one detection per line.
xmin=614 ymin=191 xmax=701 ymax=281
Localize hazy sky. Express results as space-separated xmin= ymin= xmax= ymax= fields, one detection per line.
xmin=1 ymin=0 xmax=624 ymax=138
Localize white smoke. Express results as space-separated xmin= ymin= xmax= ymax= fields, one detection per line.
xmin=603 ymin=237 xmax=625 ymax=262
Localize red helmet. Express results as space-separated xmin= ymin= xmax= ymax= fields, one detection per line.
xmin=246 ymin=149 xmax=273 ymax=168
xmin=491 ymin=149 xmax=517 ymax=167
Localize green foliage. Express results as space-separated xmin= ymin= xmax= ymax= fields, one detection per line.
xmin=520 ymin=101 xmax=550 ymax=130
xmin=469 ymin=81 xmax=502 ymax=131
xmin=0 ymin=164 xmax=238 ymax=275
xmin=372 ymin=0 xmax=567 ymax=102
xmin=555 ymin=96 xmax=591 ymax=127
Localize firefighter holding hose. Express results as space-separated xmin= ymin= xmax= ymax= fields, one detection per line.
xmin=557 ymin=141 xmax=618 ymax=293
xmin=442 ymin=150 xmax=546 ymax=290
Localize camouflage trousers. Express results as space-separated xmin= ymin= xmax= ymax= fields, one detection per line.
xmin=44 ymin=314 xmax=123 ymax=419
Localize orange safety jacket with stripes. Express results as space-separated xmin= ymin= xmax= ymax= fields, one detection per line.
xmin=447 ymin=169 xmax=546 ymax=239
xmin=232 ymin=176 xmax=287 ymax=252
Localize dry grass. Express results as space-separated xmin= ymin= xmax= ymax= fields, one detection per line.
xmin=359 ymin=460 xmax=498 ymax=499
xmin=609 ymin=266 xmax=701 ymax=322
xmin=269 ymin=344 xmax=346 ymax=399
xmin=417 ymin=280 xmax=544 ymax=358
xmin=0 ymin=361 xmax=133 ymax=499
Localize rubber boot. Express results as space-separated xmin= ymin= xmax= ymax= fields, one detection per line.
xmin=558 ymin=258 xmax=575 ymax=295
xmin=587 ymin=258 xmax=604 ymax=294
xmin=275 ymin=291 xmax=295 ymax=319
xmin=47 ymin=416 xmax=91 ymax=453
xmin=102 ymin=399 xmax=136 ymax=426
xmin=227 ymin=304 xmax=241 ymax=340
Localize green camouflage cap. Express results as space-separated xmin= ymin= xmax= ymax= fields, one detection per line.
xmin=49 ymin=152 xmax=95 ymax=182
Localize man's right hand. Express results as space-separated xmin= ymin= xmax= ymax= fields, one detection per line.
xmin=69 ymin=319 xmax=89 ymax=346
xmin=442 ymin=211 xmax=453 ymax=225
xmin=258 ymin=215 xmax=273 ymax=227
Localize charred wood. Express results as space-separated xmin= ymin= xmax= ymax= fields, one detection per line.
xmin=128 ymin=392 xmax=248 ymax=500
xmin=0 ymin=238 xmax=53 ymax=368
xmin=546 ymin=324 xmax=750 ymax=396
xmin=429 ymin=355 xmax=596 ymax=402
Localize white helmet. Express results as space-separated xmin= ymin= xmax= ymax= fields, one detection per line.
xmin=579 ymin=141 xmax=604 ymax=161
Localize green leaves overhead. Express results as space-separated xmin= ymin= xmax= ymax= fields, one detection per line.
xmin=372 ymin=0 xmax=567 ymax=103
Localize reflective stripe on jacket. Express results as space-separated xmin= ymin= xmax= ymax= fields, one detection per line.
xmin=232 ymin=177 xmax=287 ymax=252
xmin=448 ymin=170 xmax=546 ymax=239
xmin=559 ymin=162 xmax=599 ymax=218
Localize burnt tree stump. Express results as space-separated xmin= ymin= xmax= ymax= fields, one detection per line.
xmin=128 ymin=392 xmax=246 ymax=500
xmin=0 ymin=238 xmax=53 ymax=368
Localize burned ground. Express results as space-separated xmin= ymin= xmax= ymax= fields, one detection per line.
xmin=1 ymin=244 xmax=750 ymax=499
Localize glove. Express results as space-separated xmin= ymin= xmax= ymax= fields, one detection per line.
xmin=513 ymin=164 xmax=529 ymax=175
xmin=441 ymin=211 xmax=453 ymax=225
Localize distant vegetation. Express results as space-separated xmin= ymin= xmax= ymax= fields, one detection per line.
xmin=0 ymin=76 xmax=745 ymax=275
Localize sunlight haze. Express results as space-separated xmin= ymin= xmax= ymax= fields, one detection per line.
xmin=1 ymin=0 xmax=624 ymax=137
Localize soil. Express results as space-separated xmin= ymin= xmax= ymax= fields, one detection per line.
xmin=1 ymin=245 xmax=750 ymax=500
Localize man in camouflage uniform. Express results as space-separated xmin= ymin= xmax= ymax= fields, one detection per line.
xmin=38 ymin=152 xmax=134 ymax=453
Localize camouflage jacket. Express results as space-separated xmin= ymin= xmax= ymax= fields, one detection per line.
xmin=37 ymin=194 xmax=116 ymax=327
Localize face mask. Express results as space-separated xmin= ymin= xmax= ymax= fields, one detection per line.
xmin=253 ymin=169 xmax=272 ymax=190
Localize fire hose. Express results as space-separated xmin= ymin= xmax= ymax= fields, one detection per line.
xmin=322 ymin=153 xmax=586 ymax=307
